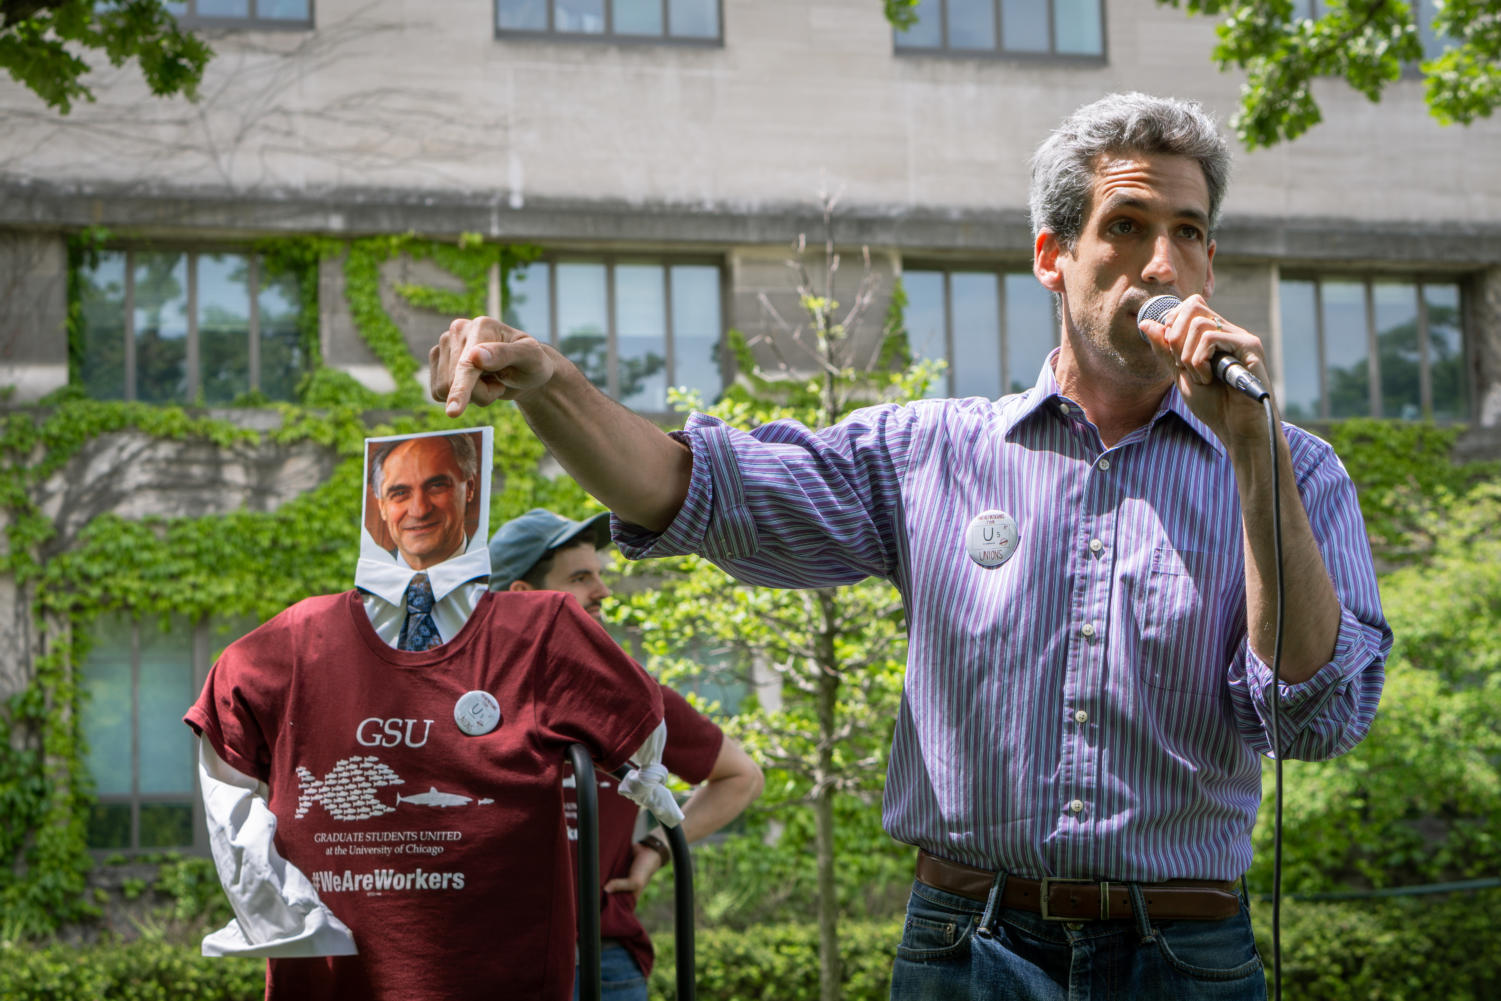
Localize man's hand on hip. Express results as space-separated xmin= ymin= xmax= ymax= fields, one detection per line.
xmin=603 ymin=841 xmax=665 ymax=896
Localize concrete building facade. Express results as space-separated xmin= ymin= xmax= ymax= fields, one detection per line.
xmin=3 ymin=0 xmax=1498 ymax=423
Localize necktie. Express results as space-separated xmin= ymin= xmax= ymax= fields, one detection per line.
xmin=398 ymin=573 xmax=442 ymax=651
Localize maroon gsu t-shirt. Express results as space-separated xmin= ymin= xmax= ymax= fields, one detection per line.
xmin=565 ymin=685 xmax=723 ymax=978
xmin=185 ymin=590 xmax=663 ymax=1001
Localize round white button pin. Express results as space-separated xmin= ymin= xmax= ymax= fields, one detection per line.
xmin=965 ymin=510 xmax=1019 ymax=569
xmin=454 ymin=690 xmax=501 ymax=736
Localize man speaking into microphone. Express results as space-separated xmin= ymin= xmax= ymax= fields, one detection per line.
xmin=429 ymin=92 xmax=1391 ymax=1000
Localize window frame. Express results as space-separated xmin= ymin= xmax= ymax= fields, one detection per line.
xmin=494 ymin=0 xmax=725 ymax=47
xmin=507 ymin=253 xmax=730 ymax=413
xmin=892 ymin=0 xmax=1108 ymax=63
xmin=165 ymin=0 xmax=314 ymax=30
xmin=77 ymin=245 xmax=306 ymax=405
xmin=1277 ymin=271 xmax=1472 ymax=423
xmin=900 ymin=260 xmax=1061 ymax=399
xmin=84 ymin=618 xmax=227 ymax=856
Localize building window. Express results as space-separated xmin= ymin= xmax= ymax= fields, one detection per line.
xmin=894 ymin=0 xmax=1104 ymax=58
xmin=76 ymin=249 xmax=307 ymax=404
xmin=504 ymin=257 xmax=725 ymax=412
xmin=902 ymin=266 xmax=1058 ymax=399
xmin=496 ymin=0 xmax=721 ymax=43
xmin=163 ymin=0 xmax=313 ymax=28
xmin=81 ymin=616 xmax=256 ymax=852
xmin=1413 ymin=0 xmax=1457 ymax=61
xmin=1278 ymin=276 xmax=1468 ymax=423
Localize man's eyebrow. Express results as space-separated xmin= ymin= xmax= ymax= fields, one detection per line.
xmin=1101 ymin=195 xmax=1210 ymax=228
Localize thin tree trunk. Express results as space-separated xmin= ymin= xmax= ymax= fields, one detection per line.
xmin=814 ymin=588 xmax=842 ymax=1001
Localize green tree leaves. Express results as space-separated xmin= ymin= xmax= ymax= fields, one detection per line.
xmin=1248 ymin=431 xmax=1501 ymax=897
xmin=0 ymin=0 xmax=212 ymax=114
xmin=1425 ymin=0 xmax=1501 ymax=124
xmin=1155 ymin=0 xmax=1499 ymax=147
xmin=617 ymin=198 xmax=929 ymax=1001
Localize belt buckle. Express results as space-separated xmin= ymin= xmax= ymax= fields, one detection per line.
xmin=1038 ymin=877 xmax=1104 ymax=922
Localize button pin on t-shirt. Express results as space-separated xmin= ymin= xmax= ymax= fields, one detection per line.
xmin=965 ymin=510 xmax=1019 ymax=569
xmin=454 ymin=690 xmax=501 ymax=736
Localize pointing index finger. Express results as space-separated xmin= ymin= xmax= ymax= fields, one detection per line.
xmin=445 ymin=342 xmax=492 ymax=417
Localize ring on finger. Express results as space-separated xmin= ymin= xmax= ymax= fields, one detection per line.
xmin=1212 ymin=316 xmax=1223 ymax=330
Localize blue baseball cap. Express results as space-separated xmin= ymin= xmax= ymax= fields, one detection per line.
xmin=488 ymin=508 xmax=611 ymax=590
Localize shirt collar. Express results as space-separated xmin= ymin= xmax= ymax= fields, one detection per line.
xmin=354 ymin=544 xmax=492 ymax=607
xmin=1003 ymin=348 xmax=1225 ymax=457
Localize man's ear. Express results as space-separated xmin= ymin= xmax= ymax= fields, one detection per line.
xmin=1034 ymin=230 xmax=1066 ymax=294
xmin=1204 ymin=238 xmax=1216 ymax=298
xmin=507 ymin=580 xmax=534 ymax=593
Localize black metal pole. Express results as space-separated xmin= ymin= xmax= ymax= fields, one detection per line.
xmin=568 ymin=744 xmax=601 ymax=1001
xmin=666 ymin=823 xmax=695 ymax=1001
xmin=607 ymin=765 xmax=696 ymax=1000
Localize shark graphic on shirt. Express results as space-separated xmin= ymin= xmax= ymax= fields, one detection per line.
xmin=397 ymin=787 xmax=472 ymax=808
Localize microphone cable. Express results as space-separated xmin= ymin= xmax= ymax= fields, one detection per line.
xmin=1263 ymin=394 xmax=1286 ymax=1001
xmin=1134 ymin=295 xmax=1286 ymax=997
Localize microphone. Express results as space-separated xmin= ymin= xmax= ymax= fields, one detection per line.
xmin=1137 ymin=294 xmax=1269 ymax=401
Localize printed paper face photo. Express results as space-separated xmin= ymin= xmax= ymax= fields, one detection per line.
xmin=359 ymin=428 xmax=493 ymax=571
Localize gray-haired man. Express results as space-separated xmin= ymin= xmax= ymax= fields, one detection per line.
xmin=369 ymin=434 xmax=479 ymax=570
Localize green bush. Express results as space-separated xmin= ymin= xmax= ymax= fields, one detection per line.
xmin=1253 ymin=891 xmax=1501 ymax=1001
xmin=648 ymin=917 xmax=903 ymax=1001
xmin=1248 ymin=481 xmax=1501 ymax=894
xmin=0 ymin=940 xmax=263 ymax=1001
xmin=639 ymin=806 xmax=915 ymax=931
xmin=153 ymin=855 xmax=235 ymax=927
xmin=4 ymin=893 xmax=1497 ymax=1001
xmin=642 ymin=895 xmax=1501 ymax=1001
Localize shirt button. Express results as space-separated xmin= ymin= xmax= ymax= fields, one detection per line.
xmin=1081 ymin=623 xmax=1096 ymax=639
xmin=1070 ymin=799 xmax=1085 ymax=813
xmin=1089 ymin=538 xmax=1103 ymax=553
xmin=1097 ymin=457 xmax=1111 ymax=471
xmin=1058 ymin=401 xmax=1071 ymax=415
xmin=1074 ymin=709 xmax=1089 ymax=724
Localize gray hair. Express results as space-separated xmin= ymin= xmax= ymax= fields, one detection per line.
xmin=1029 ymin=92 xmax=1231 ymax=250
xmin=370 ymin=433 xmax=479 ymax=496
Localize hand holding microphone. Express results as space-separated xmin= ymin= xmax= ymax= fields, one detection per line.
xmin=1137 ymin=294 xmax=1269 ymax=402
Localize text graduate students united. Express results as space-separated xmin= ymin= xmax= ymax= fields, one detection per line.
xmin=430 ymin=93 xmax=1390 ymax=1000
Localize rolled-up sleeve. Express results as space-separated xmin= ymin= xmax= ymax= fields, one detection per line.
xmin=1228 ymin=432 xmax=1392 ymax=760
xmin=613 ymin=408 xmax=912 ymax=587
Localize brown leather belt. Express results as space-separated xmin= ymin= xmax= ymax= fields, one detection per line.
xmin=916 ymin=850 xmax=1240 ymax=922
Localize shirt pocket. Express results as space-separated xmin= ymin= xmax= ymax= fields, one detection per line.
xmin=1137 ymin=546 xmax=1238 ymax=695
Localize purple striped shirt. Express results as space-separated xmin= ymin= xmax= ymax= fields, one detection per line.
xmin=616 ymin=357 xmax=1390 ymax=882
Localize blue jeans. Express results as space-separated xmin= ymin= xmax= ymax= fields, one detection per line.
xmin=573 ymin=939 xmax=648 ymax=1001
xmin=890 ymin=878 xmax=1266 ymax=1001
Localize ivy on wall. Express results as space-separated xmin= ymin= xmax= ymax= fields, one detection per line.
xmin=0 ymin=230 xmax=585 ymax=940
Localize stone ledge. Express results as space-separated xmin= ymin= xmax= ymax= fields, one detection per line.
xmin=4 ymin=179 xmax=1498 ymax=264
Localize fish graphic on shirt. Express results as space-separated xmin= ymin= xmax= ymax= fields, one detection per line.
xmin=295 ymin=756 xmax=405 ymax=821
xmin=397 ymin=786 xmax=473 ymax=808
